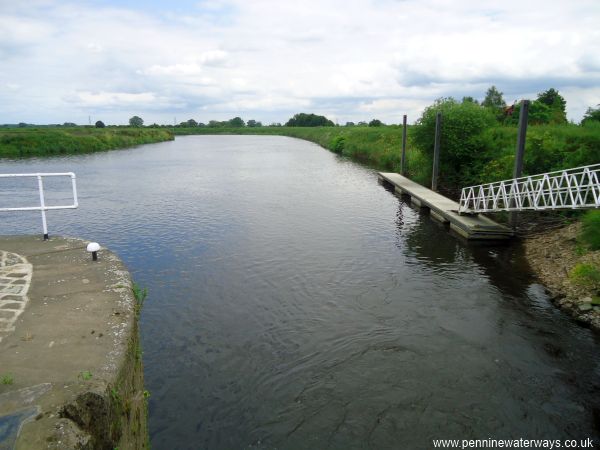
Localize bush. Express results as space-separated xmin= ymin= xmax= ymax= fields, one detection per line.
xmin=580 ymin=210 xmax=600 ymax=250
xmin=570 ymin=263 xmax=600 ymax=287
xmin=412 ymin=98 xmax=496 ymax=186
xmin=330 ymin=136 xmax=345 ymax=153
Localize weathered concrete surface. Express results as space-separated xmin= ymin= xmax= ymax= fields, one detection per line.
xmin=0 ymin=236 xmax=147 ymax=449
xmin=378 ymin=173 xmax=514 ymax=240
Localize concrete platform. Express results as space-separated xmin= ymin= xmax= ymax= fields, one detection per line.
xmin=378 ymin=173 xmax=513 ymax=240
xmin=0 ymin=236 xmax=147 ymax=449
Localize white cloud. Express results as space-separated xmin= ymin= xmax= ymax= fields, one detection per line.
xmin=0 ymin=0 xmax=599 ymax=124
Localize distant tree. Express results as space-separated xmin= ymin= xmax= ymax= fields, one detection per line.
xmin=462 ymin=96 xmax=479 ymax=105
xmin=505 ymin=100 xmax=553 ymax=125
xmin=95 ymin=120 xmax=105 ymax=128
xmin=198 ymin=122 xmax=207 ymax=127
xmin=536 ymin=88 xmax=567 ymax=123
xmin=270 ymin=122 xmax=282 ymax=127
xmin=345 ymin=121 xmax=355 ymax=127
xmin=285 ymin=113 xmax=334 ymax=127
xmin=228 ymin=117 xmax=245 ymax=127
xmin=129 ymin=116 xmax=143 ymax=127
xmin=357 ymin=121 xmax=367 ymax=126
xmin=247 ymin=119 xmax=262 ymax=127
xmin=63 ymin=122 xmax=77 ymax=127
xmin=368 ymin=119 xmax=383 ymax=127
xmin=581 ymin=104 xmax=600 ymax=125
xmin=482 ymin=86 xmax=506 ymax=110
xmin=18 ymin=122 xmax=27 ymax=128
xmin=186 ymin=119 xmax=198 ymax=127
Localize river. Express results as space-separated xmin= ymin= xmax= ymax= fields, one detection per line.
xmin=1 ymin=135 xmax=599 ymax=449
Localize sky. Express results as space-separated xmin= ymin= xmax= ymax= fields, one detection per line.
xmin=1 ymin=0 xmax=599 ymax=125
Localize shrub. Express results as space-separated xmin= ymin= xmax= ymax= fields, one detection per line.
xmin=330 ymin=136 xmax=345 ymax=153
xmin=412 ymin=98 xmax=496 ymax=187
xmin=580 ymin=210 xmax=600 ymax=250
xmin=570 ymin=263 xmax=600 ymax=287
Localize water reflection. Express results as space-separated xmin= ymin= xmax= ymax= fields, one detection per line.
xmin=1 ymin=136 xmax=599 ymax=449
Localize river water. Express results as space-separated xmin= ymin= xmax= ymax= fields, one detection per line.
xmin=1 ymin=135 xmax=599 ymax=449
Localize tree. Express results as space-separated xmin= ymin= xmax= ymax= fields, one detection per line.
xmin=482 ymin=86 xmax=506 ymax=110
xmin=95 ymin=120 xmax=105 ymax=128
xmin=345 ymin=122 xmax=355 ymax=127
xmin=581 ymin=105 xmax=600 ymax=125
xmin=505 ymin=100 xmax=553 ymax=126
xmin=228 ymin=117 xmax=245 ymax=127
xmin=412 ymin=97 xmax=496 ymax=186
xmin=285 ymin=113 xmax=334 ymax=127
xmin=129 ymin=116 xmax=143 ymax=127
xmin=247 ymin=119 xmax=262 ymax=127
xmin=536 ymin=88 xmax=567 ymax=124
xmin=462 ymin=96 xmax=479 ymax=105
xmin=186 ymin=119 xmax=198 ymax=127
xmin=368 ymin=119 xmax=383 ymax=127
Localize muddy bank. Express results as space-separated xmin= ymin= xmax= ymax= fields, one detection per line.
xmin=523 ymin=222 xmax=600 ymax=331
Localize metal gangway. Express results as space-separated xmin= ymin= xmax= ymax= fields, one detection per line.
xmin=0 ymin=173 xmax=78 ymax=240
xmin=459 ymin=163 xmax=600 ymax=214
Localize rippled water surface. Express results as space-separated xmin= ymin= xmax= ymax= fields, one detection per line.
xmin=1 ymin=136 xmax=599 ymax=449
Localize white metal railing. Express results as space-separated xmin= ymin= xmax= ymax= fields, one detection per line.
xmin=459 ymin=163 xmax=600 ymax=214
xmin=0 ymin=173 xmax=78 ymax=239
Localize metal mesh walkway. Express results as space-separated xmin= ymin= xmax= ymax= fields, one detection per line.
xmin=459 ymin=163 xmax=600 ymax=214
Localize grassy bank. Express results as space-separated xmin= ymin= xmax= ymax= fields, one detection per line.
xmin=174 ymin=126 xmax=433 ymax=185
xmin=174 ymin=122 xmax=600 ymax=189
xmin=0 ymin=127 xmax=174 ymax=158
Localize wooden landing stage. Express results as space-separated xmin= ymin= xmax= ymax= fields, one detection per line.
xmin=378 ymin=173 xmax=513 ymax=240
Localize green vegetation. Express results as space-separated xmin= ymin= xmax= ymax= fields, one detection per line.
xmin=582 ymin=105 xmax=600 ymax=125
xmin=128 ymin=116 xmax=144 ymax=127
xmin=132 ymin=283 xmax=148 ymax=317
xmin=2 ymin=373 xmax=14 ymax=385
xmin=0 ymin=127 xmax=174 ymax=157
xmin=286 ymin=113 xmax=334 ymax=127
xmin=79 ymin=370 xmax=93 ymax=381
xmin=570 ymin=263 xmax=600 ymax=287
xmin=580 ymin=210 xmax=600 ymax=251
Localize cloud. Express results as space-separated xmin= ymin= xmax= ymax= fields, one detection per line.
xmin=0 ymin=0 xmax=599 ymax=124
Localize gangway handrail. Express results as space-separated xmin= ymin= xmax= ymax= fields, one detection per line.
xmin=459 ymin=163 xmax=600 ymax=214
xmin=0 ymin=172 xmax=78 ymax=240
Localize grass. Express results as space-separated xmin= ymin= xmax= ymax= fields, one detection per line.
xmin=0 ymin=127 xmax=174 ymax=158
xmin=132 ymin=283 xmax=148 ymax=317
xmin=580 ymin=210 xmax=600 ymax=251
xmin=570 ymin=263 xmax=600 ymax=287
xmin=79 ymin=370 xmax=93 ymax=381
xmin=174 ymin=122 xmax=600 ymax=191
xmin=1 ymin=373 xmax=14 ymax=385
xmin=175 ymin=125 xmax=433 ymax=186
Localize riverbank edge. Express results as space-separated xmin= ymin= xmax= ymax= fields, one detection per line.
xmin=523 ymin=223 xmax=600 ymax=331
xmin=0 ymin=128 xmax=174 ymax=158
xmin=0 ymin=236 xmax=148 ymax=449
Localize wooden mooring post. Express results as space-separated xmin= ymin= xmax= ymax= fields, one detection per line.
xmin=401 ymin=114 xmax=407 ymax=176
xmin=510 ymin=100 xmax=529 ymax=228
xmin=431 ymin=112 xmax=442 ymax=191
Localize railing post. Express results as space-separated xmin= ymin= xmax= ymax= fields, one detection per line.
xmin=510 ymin=100 xmax=529 ymax=228
xmin=432 ymin=112 xmax=442 ymax=191
xmin=37 ymin=175 xmax=49 ymax=240
xmin=401 ymin=114 xmax=407 ymax=176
